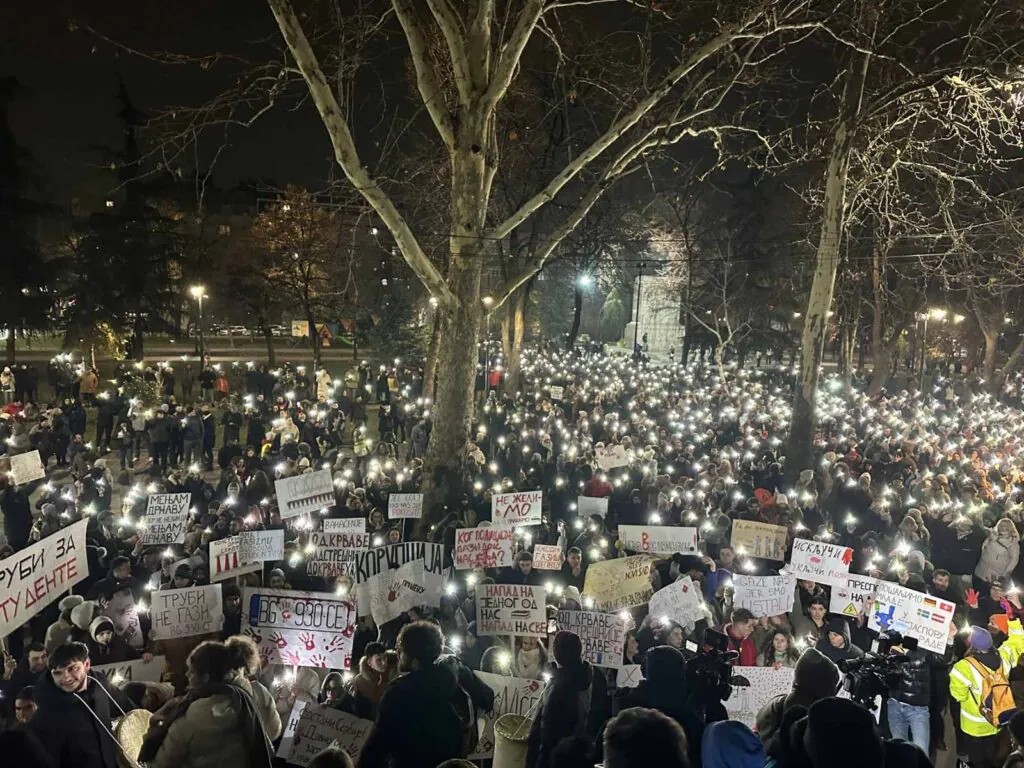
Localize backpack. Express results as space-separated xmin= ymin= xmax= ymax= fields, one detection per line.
xmin=965 ymin=656 xmax=1016 ymax=727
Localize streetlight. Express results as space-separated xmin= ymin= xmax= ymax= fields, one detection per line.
xmin=190 ymin=285 xmax=207 ymax=362
xmin=577 ymin=274 xmax=593 ymax=288
xmin=481 ymin=296 xmax=495 ymax=395
xmin=919 ymin=307 xmax=948 ymax=389
xmin=632 ymin=262 xmax=647 ymax=358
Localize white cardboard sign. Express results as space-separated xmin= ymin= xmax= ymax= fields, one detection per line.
xmin=150 ymin=584 xmax=223 ymax=640
xmin=476 ymin=583 xmax=547 ymax=637
xmin=387 ymin=493 xmax=424 ymax=519
xmin=649 ymin=576 xmax=704 ymax=626
xmin=532 ymin=544 xmax=564 ymax=571
xmin=243 ymin=587 xmax=357 ymax=668
xmin=275 ymin=469 xmax=335 ymax=518
xmin=617 ymin=525 xmax=698 ymax=556
xmin=454 ymin=527 xmax=515 ymax=570
xmin=596 ymin=444 xmax=628 ymax=471
xmin=733 ymin=574 xmax=796 ymax=617
xmin=290 ymin=704 xmax=373 ymax=766
xmin=869 ymin=580 xmax=955 ymax=654
xmin=209 ymin=536 xmax=262 ymax=582
xmin=241 ymin=529 xmax=285 ymax=562
xmin=787 ymin=538 xmax=853 ymax=587
xmin=556 ymin=609 xmax=627 ymax=668
xmin=142 ymin=493 xmax=191 ymax=545
xmin=577 ymin=496 xmax=609 ymax=517
xmin=9 ymin=450 xmax=45 ymax=485
xmin=491 ymin=490 xmax=543 ymax=525
xmin=469 ymin=673 xmax=546 ymax=759
xmin=830 ymin=575 xmax=880 ymax=617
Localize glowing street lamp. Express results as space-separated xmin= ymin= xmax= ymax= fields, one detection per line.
xmin=190 ymin=285 xmax=208 ymax=361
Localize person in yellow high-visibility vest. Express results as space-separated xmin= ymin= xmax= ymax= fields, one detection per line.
xmin=950 ymin=626 xmax=1009 ymax=768
xmin=999 ymin=617 xmax=1024 ymax=672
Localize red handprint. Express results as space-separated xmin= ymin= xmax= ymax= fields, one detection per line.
xmin=259 ymin=646 xmax=274 ymax=668
xmin=299 ymin=632 xmax=316 ymax=651
xmin=269 ymin=632 xmax=289 ymax=648
xmin=247 ymin=628 xmax=263 ymax=645
xmin=324 ymin=635 xmax=346 ymax=653
xmin=308 ymin=653 xmax=327 ymax=668
xmin=281 ymin=649 xmax=301 ymax=666
xmin=965 ymin=589 xmax=979 ymax=609
xmin=841 ymin=548 xmax=853 ymax=566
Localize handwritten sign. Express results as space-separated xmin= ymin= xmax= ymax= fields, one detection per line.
xmin=469 ymin=673 xmax=546 ymax=759
xmin=0 ymin=519 xmax=88 ymax=636
xmin=9 ymin=450 xmax=45 ymax=485
xmin=322 ymin=518 xmax=366 ymax=535
xmin=730 ymin=520 xmax=789 ymax=561
xmin=649 ymin=576 xmax=704 ymax=626
xmin=596 ymin=444 xmax=629 ymax=471
xmin=209 ymin=536 xmax=262 ymax=582
xmin=387 ymin=493 xmax=424 ymax=519
xmin=276 ymin=701 xmax=309 ymax=761
xmin=353 ymin=543 xmax=444 ymax=625
xmin=307 ymin=532 xmax=361 ymax=578
xmin=243 ymin=588 xmax=356 ymax=668
xmin=142 ymin=493 xmax=191 ymax=545
xmin=787 ymin=538 xmax=853 ymax=587
xmin=618 ymin=664 xmax=643 ymax=688
xmin=830 ymin=575 xmax=880 ymax=618
xmin=275 ymin=469 xmax=335 ymax=519
xmin=549 ymin=385 xmax=564 ymax=401
xmin=93 ymin=656 xmax=167 ymax=684
xmin=532 ymin=544 xmax=563 ymax=571
xmin=150 ymin=584 xmax=223 ymax=641
xmin=556 ymin=610 xmax=627 ymax=668
xmin=723 ymin=666 xmax=796 ymax=728
xmin=241 ymin=529 xmax=285 ymax=562
xmin=582 ymin=555 xmax=656 ymax=612
xmin=476 ymin=583 xmax=547 ymax=637
xmin=577 ymin=496 xmax=609 ymax=517
xmin=618 ymin=525 xmax=698 ymax=556
xmin=454 ymin=527 xmax=515 ymax=570
xmin=290 ymin=704 xmax=373 ymax=766
xmin=869 ymin=580 xmax=955 ymax=654
xmin=491 ymin=490 xmax=542 ymax=525
xmin=733 ymin=574 xmax=796 ymax=617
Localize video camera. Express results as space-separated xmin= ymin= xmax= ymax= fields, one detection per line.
xmin=839 ymin=631 xmax=917 ymax=708
xmin=682 ymin=628 xmax=750 ymax=715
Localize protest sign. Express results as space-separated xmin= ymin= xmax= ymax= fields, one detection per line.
xmin=353 ymin=543 xmax=444 ymax=624
xmin=787 ymin=538 xmax=853 ymax=586
xmin=0 ymin=519 xmax=88 ymax=636
xmin=582 ymin=555 xmax=656 ymax=612
xmin=290 ymin=704 xmax=373 ymax=766
xmin=618 ymin=664 xmax=643 ymax=688
xmin=150 ymin=584 xmax=223 ymax=640
xmin=723 ymin=666 xmax=796 ymax=727
xmin=9 ymin=450 xmax=45 ymax=485
xmin=868 ymin=580 xmax=955 ymax=654
xmin=363 ymin=558 xmax=428 ymax=625
xmin=577 ymin=496 xmax=609 ymax=517
xmin=388 ymin=493 xmax=424 ymax=519
xmin=830 ymin=575 xmax=880 ymax=617
xmin=476 ymin=583 xmax=547 ymax=637
xmin=733 ymin=574 xmax=796 ymax=617
xmin=649 ymin=576 xmax=704 ymax=626
xmin=93 ymin=656 xmax=167 ymax=684
xmin=532 ymin=544 xmax=563 ymax=570
xmin=141 ymin=493 xmax=191 ymax=545
xmin=243 ymin=588 xmax=357 ymax=668
xmin=241 ymin=529 xmax=285 ymax=562
xmin=491 ymin=490 xmax=543 ymax=525
xmin=322 ymin=518 xmax=366 ymax=535
xmin=306 ymin=532 xmax=361 ymax=578
xmin=556 ymin=610 xmax=627 ymax=668
xmin=277 ymin=701 xmax=310 ymax=761
xmin=617 ymin=525 xmax=698 ymax=556
xmin=353 ymin=541 xmax=444 ymax=583
xmin=730 ymin=520 xmax=789 ymax=561
xmin=275 ymin=469 xmax=335 ymax=518
xmin=549 ymin=385 xmax=564 ymax=401
xmin=209 ymin=536 xmax=262 ymax=582
xmin=454 ymin=526 xmax=515 ymax=570
xmin=596 ymin=444 xmax=629 ymax=471
xmin=102 ymin=587 xmax=144 ymax=649
xmin=469 ymin=673 xmax=547 ymax=759
xmin=318 ymin=526 xmax=371 ymax=550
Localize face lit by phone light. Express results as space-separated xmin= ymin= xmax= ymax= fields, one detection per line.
xmin=52 ymin=658 xmax=91 ymax=693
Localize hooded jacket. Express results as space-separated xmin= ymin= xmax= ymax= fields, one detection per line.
xmin=975 ymin=524 xmax=1020 ymax=583
xmin=755 ymin=647 xmax=840 ymax=745
xmin=702 ymin=720 xmax=766 ymax=768
xmin=814 ymin=618 xmax=864 ymax=665
xmin=87 ymin=616 xmax=139 ymax=665
xmin=29 ymin=670 xmax=134 ymax=768
xmin=526 ymin=659 xmax=593 ymax=768
xmin=357 ymin=654 xmax=494 ymax=768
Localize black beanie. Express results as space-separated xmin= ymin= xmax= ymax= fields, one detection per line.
xmin=803 ymin=697 xmax=883 ymax=768
xmin=553 ymin=630 xmax=583 ymax=666
xmin=791 ymin=648 xmax=841 ymax=701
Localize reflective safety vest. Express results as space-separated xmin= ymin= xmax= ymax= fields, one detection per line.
xmin=999 ymin=619 xmax=1024 ymax=674
xmin=950 ymin=656 xmax=1001 ymax=737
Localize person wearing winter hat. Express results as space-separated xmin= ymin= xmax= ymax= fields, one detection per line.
xmin=814 ymin=617 xmax=865 ymax=665
xmin=561 ymin=585 xmax=582 ymax=611
xmin=755 ymin=647 xmax=840 ymax=745
xmin=87 ymin=616 xmax=138 ymax=665
xmin=702 ymin=720 xmax=765 ymax=768
xmin=44 ymin=594 xmax=85 ymax=653
xmin=1005 ymin=710 xmax=1024 ymax=767
xmin=951 ymin=626 xmax=1010 ymax=767
xmin=527 ymin=631 xmax=594 ymax=768
xmin=68 ymin=600 xmax=100 ymax=644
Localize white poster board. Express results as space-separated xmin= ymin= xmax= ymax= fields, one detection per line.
xmin=617 ymin=525 xmax=698 ymax=556
xmin=596 ymin=444 xmax=629 ymax=471
xmin=241 ymin=529 xmax=285 ymax=562
xmin=787 ymin=538 xmax=853 ymax=587
xmin=577 ymin=496 xmax=609 ymax=518
xmin=582 ymin=555 xmax=656 ymax=612
xmin=491 ymin=490 xmax=543 ymax=525
xmin=243 ymin=588 xmax=357 ymax=668
xmin=387 ymin=493 xmax=424 ymax=519
xmin=0 ymin=519 xmax=89 ymax=636
xmin=290 ymin=704 xmax=373 ymax=766
xmin=150 ymin=584 xmax=223 ymax=641
xmin=454 ymin=527 xmax=515 ymax=570
xmin=307 ymin=532 xmax=362 ymax=578
xmin=869 ymin=580 xmax=956 ymax=654
xmin=210 ymin=536 xmax=262 ymax=582
xmin=723 ymin=666 xmax=796 ymax=728
xmin=830 ymin=575 xmax=880 ymax=618
xmin=476 ymin=583 xmax=547 ymax=637
xmin=733 ymin=574 xmax=796 ymax=617
xmin=276 ymin=701 xmax=310 ymax=762
xmin=93 ymin=655 xmax=168 ymax=684
xmin=9 ymin=449 xmax=45 ymax=485
xmin=142 ymin=493 xmax=191 ymax=545
xmin=322 ymin=518 xmax=366 ymax=535
xmin=353 ymin=543 xmax=444 ymax=624
xmin=532 ymin=544 xmax=563 ymax=571
xmin=556 ymin=610 xmax=626 ymax=668
xmin=469 ymin=673 xmax=547 ymax=759
xmin=275 ymin=469 xmax=335 ymax=519
xmin=649 ymin=576 xmax=704 ymax=626
xmin=730 ymin=520 xmax=789 ymax=561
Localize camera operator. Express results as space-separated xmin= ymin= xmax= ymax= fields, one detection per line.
xmin=885 ymin=634 xmax=948 ymax=754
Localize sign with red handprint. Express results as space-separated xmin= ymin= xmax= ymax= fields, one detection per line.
xmin=242 ymin=588 xmax=357 ymax=669
xmin=787 ymin=538 xmax=854 ymax=587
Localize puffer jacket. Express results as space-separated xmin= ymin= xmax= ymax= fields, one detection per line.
xmin=975 ymin=528 xmax=1020 ymax=583
xmin=889 ymin=647 xmax=941 ymax=707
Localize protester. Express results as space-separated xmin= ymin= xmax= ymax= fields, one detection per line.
xmin=526 ymin=631 xmax=594 ymax=768
xmin=603 ymin=706 xmax=691 ymax=768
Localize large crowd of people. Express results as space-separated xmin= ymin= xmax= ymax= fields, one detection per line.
xmin=4 ymin=344 xmax=1024 ymax=768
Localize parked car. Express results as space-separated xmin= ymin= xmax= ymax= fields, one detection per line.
xmin=227 ymin=325 xmax=250 ymax=336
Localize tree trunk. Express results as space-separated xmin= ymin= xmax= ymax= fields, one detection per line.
xmin=5 ymin=330 xmax=14 ymax=365
xmin=786 ymin=49 xmax=868 ymax=482
xmin=567 ymin=284 xmax=583 ymax=350
xmin=839 ymin=324 xmax=855 ymax=385
xmin=306 ymin=315 xmax=321 ymax=369
xmin=502 ymin=285 xmax=529 ymax=394
xmin=423 ymin=310 xmax=444 ymax=400
xmin=868 ymin=344 xmax=894 ymax=395
xmin=131 ymin=313 xmax=145 ymax=360
xmin=1002 ymin=335 xmax=1024 ymax=382
xmin=262 ymin=325 xmax=277 ymax=367
xmin=983 ymin=327 xmax=999 ymax=385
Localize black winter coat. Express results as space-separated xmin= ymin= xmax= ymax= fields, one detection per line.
xmin=890 ymin=647 xmax=944 ymax=707
xmin=527 ymin=660 xmax=594 ymax=768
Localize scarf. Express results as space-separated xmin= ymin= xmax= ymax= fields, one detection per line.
xmin=138 ymin=680 xmax=274 ymax=768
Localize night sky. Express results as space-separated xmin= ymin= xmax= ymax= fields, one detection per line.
xmin=1 ymin=0 xmax=335 ymax=203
